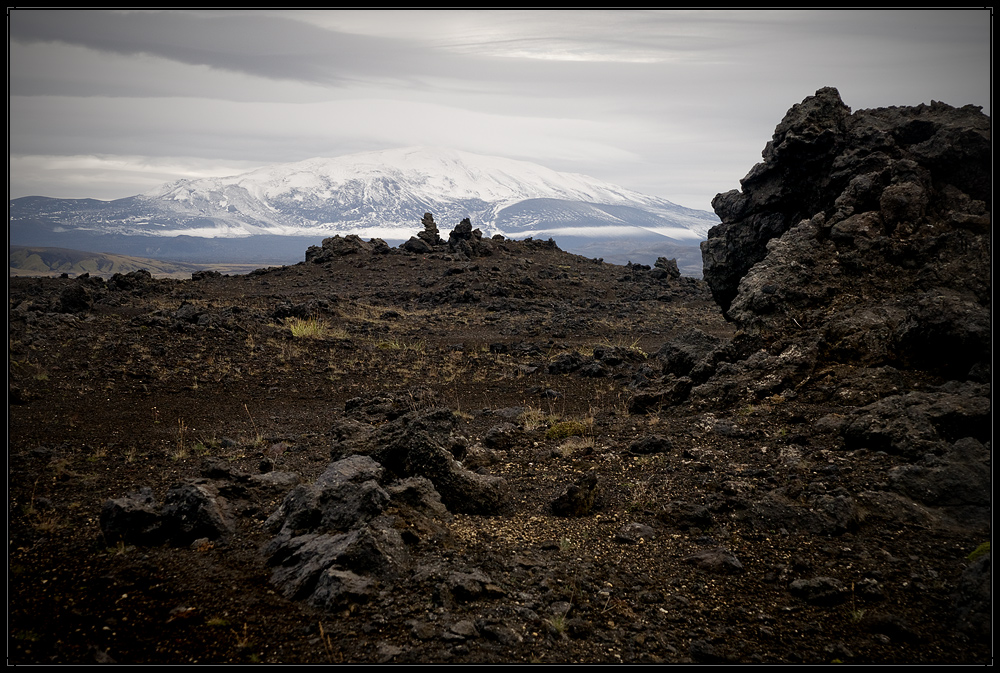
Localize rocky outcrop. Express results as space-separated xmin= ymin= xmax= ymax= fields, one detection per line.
xmin=448 ymin=218 xmax=494 ymax=258
xmin=551 ymin=470 xmax=600 ymax=516
xmin=698 ymin=88 xmax=989 ymax=382
xmin=402 ymin=213 xmax=494 ymax=258
xmin=689 ymin=88 xmax=991 ymax=535
xmin=402 ymin=212 xmax=444 ymax=253
xmin=262 ymin=455 xmax=433 ymax=609
xmin=701 ymin=86 xmax=991 ymax=392
xmin=100 ymin=479 xmax=234 ymax=545
xmin=306 ymin=234 xmax=388 ymax=263
xmin=329 ymin=399 xmax=512 ymax=516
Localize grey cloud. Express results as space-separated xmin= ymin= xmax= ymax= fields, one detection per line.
xmin=10 ymin=10 xmax=437 ymax=86
xmin=9 ymin=10 xmax=611 ymax=105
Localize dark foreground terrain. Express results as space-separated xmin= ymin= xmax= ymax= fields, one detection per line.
xmin=9 ymin=89 xmax=991 ymax=664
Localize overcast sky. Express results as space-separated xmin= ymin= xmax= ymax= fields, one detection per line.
xmin=8 ymin=9 xmax=992 ymax=211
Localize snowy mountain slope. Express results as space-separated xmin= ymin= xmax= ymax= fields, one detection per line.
xmin=11 ymin=147 xmax=719 ymax=241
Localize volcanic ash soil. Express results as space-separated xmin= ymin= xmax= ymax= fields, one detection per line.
xmin=8 ymin=238 xmax=988 ymax=664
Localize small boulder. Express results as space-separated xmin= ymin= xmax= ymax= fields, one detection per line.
xmin=552 ymin=471 xmax=600 ymax=517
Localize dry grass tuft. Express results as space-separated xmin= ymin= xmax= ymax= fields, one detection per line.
xmin=286 ymin=317 xmax=345 ymax=339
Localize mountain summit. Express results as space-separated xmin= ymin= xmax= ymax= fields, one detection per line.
xmin=10 ymin=147 xmax=718 ymax=272
xmin=61 ymin=147 xmax=718 ymax=239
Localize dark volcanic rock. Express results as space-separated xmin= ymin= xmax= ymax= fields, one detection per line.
xmin=628 ymin=376 xmax=693 ymax=412
xmin=261 ymin=449 xmax=471 ymax=613
xmin=628 ymin=434 xmax=674 ymax=455
xmin=447 ymin=218 xmax=493 ymax=257
xmin=656 ymin=328 xmax=726 ymax=381
xmin=265 ymin=455 xmax=390 ymax=539
xmin=614 ymin=521 xmax=657 ymax=544
xmin=691 ymin=91 xmax=992 ymax=561
xmin=401 ymin=430 xmax=511 ymax=515
xmin=101 ymin=479 xmax=237 ymax=546
xmin=840 ymin=384 xmax=991 ymax=457
xmin=547 ymin=351 xmax=585 ymax=375
xmin=700 ymin=87 xmax=990 ymax=404
xmin=658 ymin=500 xmax=715 ymax=531
xmin=703 ymin=87 xmax=852 ymax=314
xmin=551 ymin=470 xmax=600 ymax=516
xmin=402 ymin=236 xmax=433 ymax=254
xmin=887 ymin=437 xmax=991 ymax=510
xmin=100 ymin=486 xmax=162 ymax=544
xmin=683 ymin=548 xmax=744 ymax=574
xmin=789 ymin=576 xmax=848 ymax=606
xmin=268 ymin=525 xmax=408 ymax=601
xmin=953 ymin=552 xmax=991 ymax=642
xmin=482 ymin=422 xmax=523 ymax=450
xmin=108 ymin=269 xmax=154 ymax=293
xmin=702 ymin=87 xmax=989 ymax=323
xmin=742 ymin=487 xmax=860 ymax=536
xmin=58 ymin=282 xmax=94 ymax=313
xmin=309 ymin=568 xmax=376 ymax=610
xmin=160 ymin=479 xmax=235 ymax=543
xmin=305 ymin=234 xmax=374 ymax=263
xmin=262 ymin=457 xmax=435 ymax=609
xmin=654 ymin=256 xmax=682 ymax=279
xmin=330 ymin=405 xmax=511 ymax=516
xmin=417 ymin=212 xmax=444 ymax=246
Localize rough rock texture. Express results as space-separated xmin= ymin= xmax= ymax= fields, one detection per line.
xmin=680 ymin=91 xmax=991 ymax=636
xmin=329 ymin=403 xmax=512 ymax=516
xmin=693 ymin=88 xmax=990 ymax=503
xmin=263 ymin=454 xmax=452 ymax=609
xmin=789 ymin=577 xmax=848 ymax=606
xmin=159 ymin=479 xmax=235 ymax=543
xmin=682 ymin=548 xmax=744 ymax=575
xmin=306 ymin=234 xmax=387 ymax=263
xmin=100 ymin=480 xmax=235 ymax=545
xmin=952 ymin=552 xmax=991 ymax=641
xmin=551 ymin=470 xmax=600 ymax=516
xmin=703 ymin=87 xmax=990 ymax=338
xmin=99 ymin=486 xmax=162 ymax=544
xmin=655 ymin=328 xmax=727 ymax=382
xmin=701 ymin=87 xmax=991 ymax=409
xmin=692 ymin=88 xmax=991 ymax=536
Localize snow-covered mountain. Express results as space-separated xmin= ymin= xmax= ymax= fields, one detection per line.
xmin=10 ymin=147 xmax=719 ymax=273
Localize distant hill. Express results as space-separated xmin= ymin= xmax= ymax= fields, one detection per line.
xmin=8 ymin=246 xmax=263 ymax=279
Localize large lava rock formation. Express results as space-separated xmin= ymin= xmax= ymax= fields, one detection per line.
xmin=702 ymin=87 xmax=990 ymax=381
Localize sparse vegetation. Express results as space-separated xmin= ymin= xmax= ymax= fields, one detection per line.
xmin=109 ymin=541 xmax=135 ymax=556
xmin=545 ymin=612 xmax=568 ymax=635
xmin=286 ymin=317 xmax=348 ymax=340
xmin=599 ymin=334 xmax=647 ymax=358
xmin=967 ymin=542 xmax=990 ymax=562
xmin=623 ymin=479 xmax=657 ymax=512
xmin=244 ymin=404 xmax=265 ymax=448
xmin=518 ymin=407 xmax=549 ymax=432
xmin=173 ymin=418 xmax=190 ymax=460
xmin=375 ymin=338 xmax=425 ymax=352
xmin=232 ymin=623 xmax=252 ymax=650
xmin=31 ymin=511 xmax=62 ymax=534
xmin=545 ymin=419 xmax=590 ymax=440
